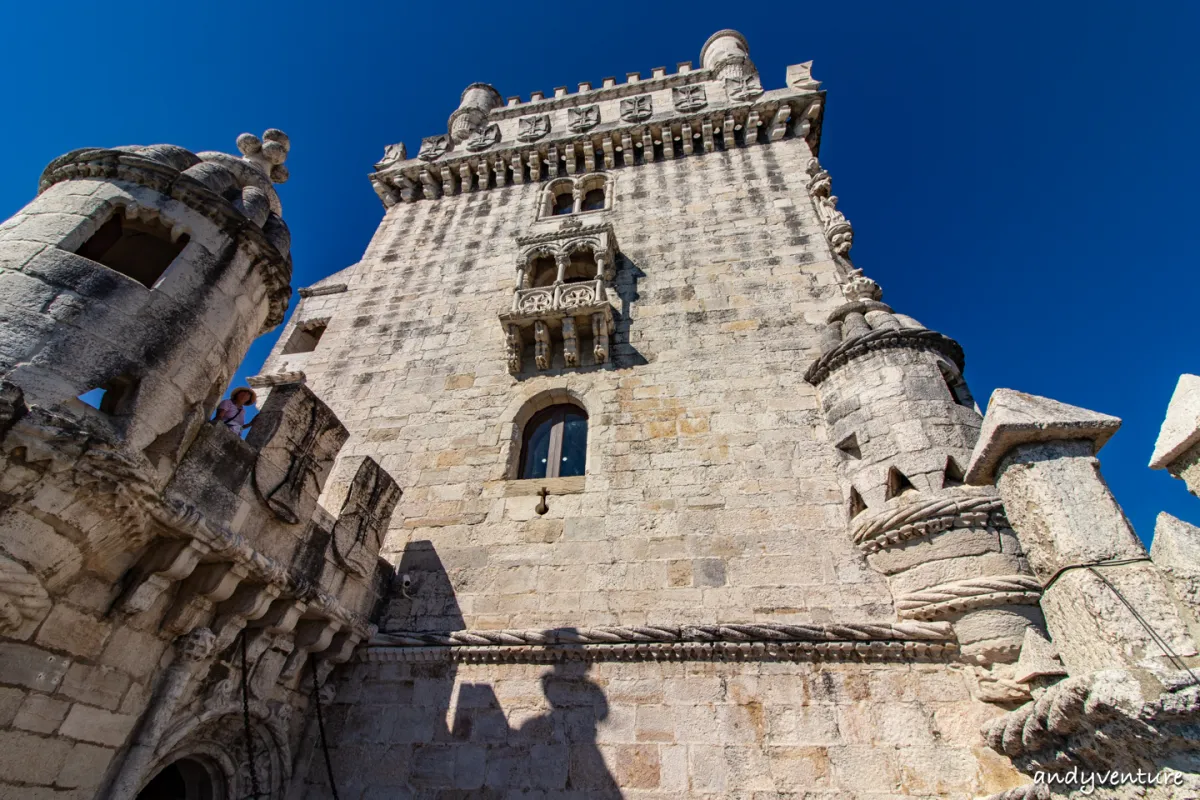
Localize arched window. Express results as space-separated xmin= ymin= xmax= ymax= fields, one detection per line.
xmin=551 ymin=191 xmax=574 ymax=216
xmin=519 ymin=404 xmax=588 ymax=479
xmin=581 ymin=188 xmax=606 ymax=211
xmin=528 ymin=255 xmax=558 ymax=288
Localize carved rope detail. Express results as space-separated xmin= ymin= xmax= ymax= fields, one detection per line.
xmin=368 ymin=621 xmax=957 ymax=664
xmin=982 ymin=673 xmax=1107 ymax=762
xmin=895 ymin=575 xmax=1043 ymax=620
xmin=852 ymin=494 xmax=1007 ymax=553
xmin=804 ymin=327 xmax=965 ymax=385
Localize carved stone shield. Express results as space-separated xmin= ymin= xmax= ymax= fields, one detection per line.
xmin=331 ymin=458 xmax=401 ymax=578
xmin=247 ymin=384 xmax=348 ymax=525
xmin=672 ymin=85 xmax=707 ymax=112
xmin=465 ymin=124 xmax=501 ymax=151
xmin=418 ymin=135 xmax=450 ymax=161
xmin=517 ymin=115 xmax=551 ymax=142
xmin=568 ymin=105 xmax=600 ymax=132
xmin=725 ymin=75 xmax=763 ymax=101
xmin=620 ymin=95 xmax=653 ymax=123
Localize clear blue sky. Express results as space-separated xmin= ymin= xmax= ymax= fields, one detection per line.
xmin=2 ymin=2 xmax=1197 ymax=539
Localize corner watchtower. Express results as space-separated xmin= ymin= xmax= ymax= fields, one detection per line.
xmin=0 ymin=130 xmax=293 ymax=474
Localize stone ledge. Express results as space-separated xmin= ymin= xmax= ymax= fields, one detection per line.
xmin=502 ymin=475 xmax=586 ymax=496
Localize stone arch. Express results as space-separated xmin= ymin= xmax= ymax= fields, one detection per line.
xmin=498 ymin=386 xmax=593 ymax=479
xmin=146 ymin=707 xmax=288 ymax=800
xmin=574 ymin=172 xmax=613 ymax=213
xmin=540 ymin=178 xmax=576 ymax=218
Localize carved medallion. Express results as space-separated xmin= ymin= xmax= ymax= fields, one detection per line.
xmin=517 ymin=115 xmax=551 ymax=142
xmin=465 ymin=124 xmax=501 ymax=151
xmin=673 ymin=85 xmax=707 ymax=113
xmin=417 ymin=135 xmax=450 ymax=161
xmin=568 ymin=105 xmax=600 ymax=132
xmin=620 ymin=95 xmax=653 ymax=123
xmin=248 ymin=384 xmax=348 ymax=525
xmin=725 ymin=75 xmax=763 ymax=102
xmin=374 ymin=142 xmax=407 ymax=170
xmin=331 ymin=458 xmax=401 ymax=578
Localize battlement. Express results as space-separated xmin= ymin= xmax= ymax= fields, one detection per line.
xmin=369 ymin=30 xmax=824 ymax=207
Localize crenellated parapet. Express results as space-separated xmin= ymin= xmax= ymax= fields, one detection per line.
xmin=368 ymin=30 xmax=824 ymax=207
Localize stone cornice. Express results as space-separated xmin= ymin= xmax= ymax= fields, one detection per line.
xmin=804 ymin=328 xmax=965 ymax=386
xmin=39 ymin=148 xmax=293 ymax=329
xmin=370 ymin=92 xmax=824 ymax=208
xmin=490 ymin=68 xmax=718 ymax=120
xmin=363 ymin=621 xmax=958 ymax=663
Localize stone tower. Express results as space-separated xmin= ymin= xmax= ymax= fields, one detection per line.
xmin=2 ymin=28 xmax=1199 ymax=800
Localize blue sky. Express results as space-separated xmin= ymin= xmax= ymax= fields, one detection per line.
xmin=2 ymin=2 xmax=1197 ymax=539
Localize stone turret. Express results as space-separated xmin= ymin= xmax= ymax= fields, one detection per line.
xmin=0 ymin=131 xmax=293 ymax=475
xmin=805 ymin=267 xmax=1046 ymax=670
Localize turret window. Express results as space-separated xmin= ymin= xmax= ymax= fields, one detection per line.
xmin=519 ymin=404 xmax=588 ymax=479
xmin=76 ymin=209 xmax=189 ymax=288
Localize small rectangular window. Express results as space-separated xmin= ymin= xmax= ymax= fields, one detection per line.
xmin=76 ymin=210 xmax=188 ymax=288
xmin=281 ymin=321 xmax=327 ymax=354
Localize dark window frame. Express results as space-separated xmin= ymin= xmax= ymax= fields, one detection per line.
xmin=518 ymin=404 xmax=588 ymax=479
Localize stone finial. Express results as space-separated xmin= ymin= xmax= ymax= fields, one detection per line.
xmin=964 ymin=389 xmax=1122 ymax=485
xmin=840 ymin=268 xmax=882 ymax=302
xmin=237 ymin=129 xmax=291 ymax=184
xmin=1149 ymin=374 xmax=1200 ymax=470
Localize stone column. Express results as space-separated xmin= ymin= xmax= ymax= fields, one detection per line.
xmin=104 ymin=628 xmax=216 ymax=800
xmin=965 ymin=389 xmax=1199 ymax=677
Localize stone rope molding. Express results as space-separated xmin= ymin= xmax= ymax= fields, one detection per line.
xmin=852 ymin=493 xmax=1008 ymax=553
xmin=804 ymin=327 xmax=965 ymax=386
xmin=896 ymin=575 xmax=1043 ymax=621
xmin=365 ymin=622 xmax=958 ymax=664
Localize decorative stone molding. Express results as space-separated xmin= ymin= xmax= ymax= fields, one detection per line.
xmin=297 ymin=283 xmax=347 ymax=298
xmin=465 ymin=123 xmax=501 ymax=151
xmin=852 ymin=493 xmax=1007 ymax=553
xmin=806 ymin=157 xmax=854 ymax=257
xmin=725 ymin=75 xmax=763 ymax=101
xmin=331 ymin=458 xmax=402 ymax=578
xmin=805 ymin=327 xmax=966 ymax=386
xmin=366 ymin=621 xmax=958 ymax=663
xmin=374 ymin=142 xmax=406 ymax=170
xmin=895 ymin=575 xmax=1043 ymax=620
xmin=236 ymin=128 xmax=291 ymax=185
xmin=673 ymin=85 xmax=707 ymax=112
xmin=840 ymin=268 xmax=882 ymax=302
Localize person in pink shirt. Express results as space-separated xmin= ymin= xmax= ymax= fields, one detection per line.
xmin=212 ymin=387 xmax=257 ymax=435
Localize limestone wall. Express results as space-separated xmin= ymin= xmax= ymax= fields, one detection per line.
xmin=261 ymin=137 xmax=899 ymax=631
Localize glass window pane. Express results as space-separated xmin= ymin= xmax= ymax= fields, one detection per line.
xmin=521 ymin=416 xmax=553 ymax=479
xmin=559 ymin=410 xmax=588 ymax=477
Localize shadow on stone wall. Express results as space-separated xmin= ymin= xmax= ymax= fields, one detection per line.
xmin=313 ymin=543 xmax=622 ymax=797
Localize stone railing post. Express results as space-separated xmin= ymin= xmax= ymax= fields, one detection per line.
xmin=965 ymin=389 xmax=1198 ymax=677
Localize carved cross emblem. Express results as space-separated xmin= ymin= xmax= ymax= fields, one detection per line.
xmin=374 ymin=142 xmax=407 ymax=170
xmin=332 ymin=459 xmax=401 ymax=578
xmin=725 ymin=76 xmax=763 ymax=102
xmin=620 ymin=95 xmax=653 ymax=123
xmin=417 ymin=135 xmax=450 ymax=161
xmin=672 ymin=85 xmax=707 ymax=113
xmin=518 ymin=115 xmax=551 ymax=142
xmin=568 ymin=105 xmax=600 ymax=132
xmin=465 ymin=124 xmax=501 ymax=152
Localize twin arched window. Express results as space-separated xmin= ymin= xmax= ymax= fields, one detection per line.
xmin=519 ymin=404 xmax=588 ymax=479
xmin=540 ymin=174 xmax=612 ymax=219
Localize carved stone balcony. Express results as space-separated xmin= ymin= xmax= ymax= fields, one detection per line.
xmin=499 ymin=281 xmax=614 ymax=373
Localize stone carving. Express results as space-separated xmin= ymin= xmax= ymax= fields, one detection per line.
xmin=0 ymin=554 xmax=51 ymax=636
xmin=851 ymin=493 xmax=1006 ymax=552
xmin=568 ymin=105 xmax=600 ymax=132
xmin=562 ymin=317 xmax=579 ymax=367
xmin=236 ymin=129 xmax=291 ymax=184
xmin=592 ymin=312 xmax=610 ymax=365
xmin=672 ymin=85 xmax=707 ymax=113
xmin=786 ymin=60 xmax=822 ymax=91
xmin=806 ymin=157 xmax=854 ymax=257
xmin=331 ymin=458 xmax=401 ymax=578
xmin=465 ymin=124 xmax=501 ymax=152
xmin=620 ymin=95 xmax=653 ymax=123
xmin=517 ymin=288 xmax=554 ymax=314
xmin=840 ymin=268 xmax=882 ymax=302
xmin=248 ymin=384 xmax=349 ymax=525
xmin=374 ymin=142 xmax=406 ymax=170
xmin=517 ymin=115 xmax=550 ymax=142
xmin=505 ymin=325 xmax=523 ymax=374
xmin=417 ymin=135 xmax=450 ymax=161
xmin=895 ymin=575 xmax=1043 ymax=620
xmin=534 ymin=321 xmax=551 ymax=370
xmin=725 ymin=75 xmax=763 ymax=101
xmin=177 ymin=626 xmax=217 ymax=662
